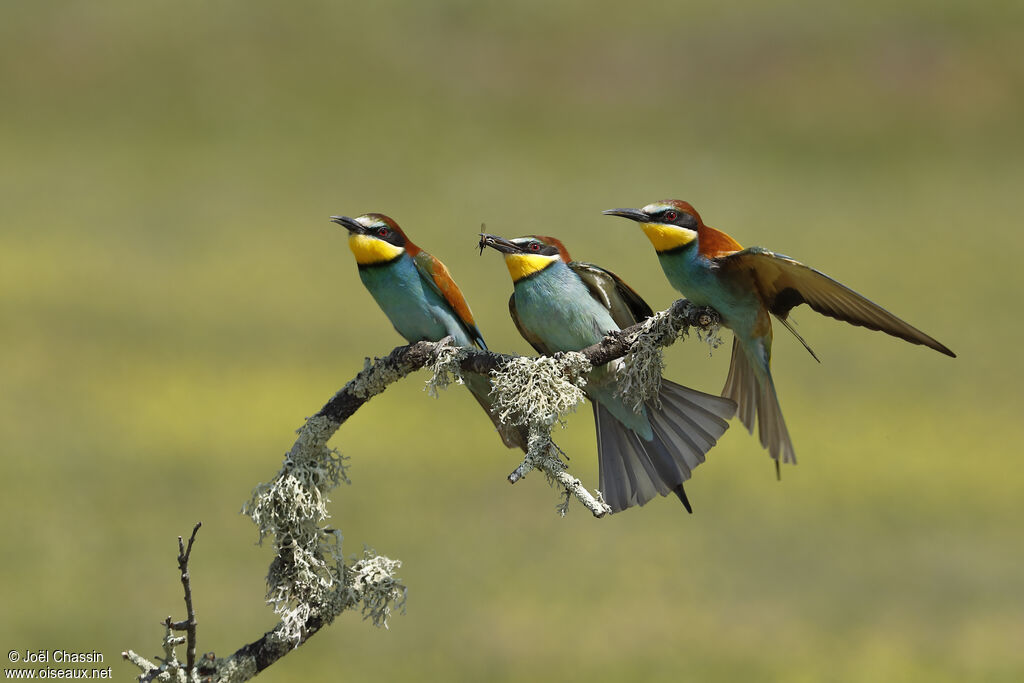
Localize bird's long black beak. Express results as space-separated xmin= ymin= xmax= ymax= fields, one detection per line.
xmin=478 ymin=233 xmax=521 ymax=255
xmin=602 ymin=208 xmax=650 ymax=223
xmin=330 ymin=215 xmax=366 ymax=234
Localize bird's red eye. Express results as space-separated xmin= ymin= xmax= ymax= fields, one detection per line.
xmin=664 ymin=211 xmax=678 ymax=222
xmin=377 ymin=227 xmax=389 ymax=237
xmin=529 ymin=242 xmax=541 ymax=252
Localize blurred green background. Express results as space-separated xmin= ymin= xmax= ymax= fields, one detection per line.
xmin=2 ymin=1 xmax=1021 ymax=681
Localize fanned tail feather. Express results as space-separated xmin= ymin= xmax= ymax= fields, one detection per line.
xmin=722 ymin=338 xmax=796 ymax=466
xmin=595 ymin=404 xmax=665 ymax=510
xmin=594 ymin=380 xmax=735 ymax=513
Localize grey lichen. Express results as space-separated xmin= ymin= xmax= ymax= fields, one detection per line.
xmin=122 ymin=621 xmax=199 ymax=682
xmin=209 ymin=655 xmax=257 ymax=683
xmin=245 ymin=416 xmax=348 ymax=543
xmin=616 ymin=302 xmax=725 ymax=413
xmin=242 ymin=413 xmax=403 ymax=645
xmin=553 ymin=471 xmax=611 ymax=517
xmin=616 ymin=309 xmax=676 ymax=412
xmin=121 ymin=651 xmax=160 ymax=678
xmin=336 ymin=548 xmax=408 ymax=628
xmin=423 ymin=337 xmax=467 ymax=398
xmin=525 ymin=426 xmax=572 ymax=516
xmin=349 ymin=355 xmax=412 ymax=400
xmin=525 ymin=423 xmax=566 ymax=476
xmin=491 ymin=354 xmax=613 ymax=517
xmin=504 ymin=424 xmax=610 ymax=517
xmin=490 ymin=352 xmax=591 ymax=428
xmin=695 ymin=314 xmax=725 ymax=355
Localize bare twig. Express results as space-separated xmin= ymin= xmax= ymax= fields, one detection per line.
xmin=123 ymin=523 xmax=203 ymax=683
xmin=174 ymin=523 xmax=201 ymax=677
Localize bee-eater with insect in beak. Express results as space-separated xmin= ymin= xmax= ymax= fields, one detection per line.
xmin=603 ymin=200 xmax=956 ymax=469
xmin=332 ymin=213 xmax=525 ymax=450
xmin=479 ymin=232 xmax=737 ymax=514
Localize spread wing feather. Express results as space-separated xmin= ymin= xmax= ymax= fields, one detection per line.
xmin=717 ymin=247 xmax=955 ymax=357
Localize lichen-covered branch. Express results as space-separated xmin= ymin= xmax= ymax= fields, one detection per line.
xmin=488 ymin=354 xmax=610 ymax=516
xmin=613 ymin=299 xmax=725 ymax=411
xmin=296 ymin=298 xmax=719 ymax=519
xmin=122 ymin=299 xmax=720 ymax=681
xmin=313 ymin=299 xmax=718 ymax=427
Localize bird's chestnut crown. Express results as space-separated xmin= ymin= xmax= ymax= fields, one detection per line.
xmin=641 ymin=201 xmax=701 ymax=231
xmin=513 ymin=237 xmax=561 ymax=256
xmin=354 ymin=213 xmax=408 ymax=248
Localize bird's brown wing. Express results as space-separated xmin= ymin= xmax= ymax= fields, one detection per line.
xmin=413 ymin=249 xmax=486 ymax=349
xmin=570 ymin=261 xmax=654 ymax=330
xmin=716 ymin=247 xmax=955 ymax=357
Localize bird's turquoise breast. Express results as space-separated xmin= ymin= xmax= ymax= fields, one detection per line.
xmin=359 ymin=255 xmax=474 ymax=346
xmin=657 ymin=249 xmax=761 ymax=334
xmin=513 ymin=263 xmax=618 ymax=352
xmin=513 ymin=262 xmax=651 ymax=435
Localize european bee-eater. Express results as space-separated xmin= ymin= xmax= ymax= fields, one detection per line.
xmin=479 ymin=233 xmax=737 ymax=513
xmin=604 ymin=200 xmax=956 ymax=467
xmin=331 ymin=213 xmax=524 ymax=450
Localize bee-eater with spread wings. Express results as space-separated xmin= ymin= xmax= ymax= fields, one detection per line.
xmin=604 ymin=200 xmax=955 ymax=467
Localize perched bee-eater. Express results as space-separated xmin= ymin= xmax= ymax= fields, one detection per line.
xmin=479 ymin=233 xmax=736 ymax=513
xmin=604 ymin=200 xmax=956 ymax=467
xmin=331 ymin=213 xmax=524 ymax=450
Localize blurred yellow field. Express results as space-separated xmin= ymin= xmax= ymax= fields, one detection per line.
xmin=1 ymin=2 xmax=1021 ymax=681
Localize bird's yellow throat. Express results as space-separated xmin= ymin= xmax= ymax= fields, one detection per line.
xmin=349 ymin=234 xmax=404 ymax=265
xmin=641 ymin=222 xmax=697 ymax=253
xmin=504 ymin=253 xmax=558 ymax=281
